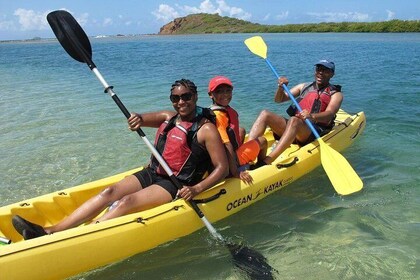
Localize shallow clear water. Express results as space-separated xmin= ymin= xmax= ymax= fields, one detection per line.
xmin=1 ymin=33 xmax=419 ymax=279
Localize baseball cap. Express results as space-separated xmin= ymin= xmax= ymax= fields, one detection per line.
xmin=208 ymin=76 xmax=233 ymax=93
xmin=315 ymin=60 xmax=335 ymax=72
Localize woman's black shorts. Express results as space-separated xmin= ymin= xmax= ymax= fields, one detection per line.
xmin=132 ymin=167 xmax=178 ymax=199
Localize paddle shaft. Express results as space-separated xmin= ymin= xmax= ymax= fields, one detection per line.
xmin=245 ymin=35 xmax=363 ymax=195
xmin=265 ymin=59 xmax=321 ymax=139
xmin=46 ymin=10 xmax=222 ymax=238
xmin=47 ymin=12 xmax=275 ymax=278
xmin=93 ymin=66 xmax=223 ymax=230
xmin=0 ymin=236 xmax=11 ymax=244
xmin=60 ymin=23 xmax=223 ymax=239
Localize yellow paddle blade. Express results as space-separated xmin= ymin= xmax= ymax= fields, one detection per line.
xmin=319 ymin=140 xmax=363 ymax=195
xmin=244 ymin=36 xmax=267 ymax=59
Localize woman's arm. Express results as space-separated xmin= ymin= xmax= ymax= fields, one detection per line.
xmin=179 ymin=122 xmax=229 ymax=200
xmin=128 ymin=110 xmax=176 ymax=130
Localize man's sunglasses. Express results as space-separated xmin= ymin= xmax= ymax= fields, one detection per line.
xmin=315 ymin=65 xmax=332 ymax=73
xmin=169 ymin=92 xmax=194 ymax=103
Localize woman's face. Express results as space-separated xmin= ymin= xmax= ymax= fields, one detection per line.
xmin=170 ymin=85 xmax=197 ymax=119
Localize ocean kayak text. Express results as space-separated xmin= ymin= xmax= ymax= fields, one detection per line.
xmin=226 ymin=177 xmax=293 ymax=211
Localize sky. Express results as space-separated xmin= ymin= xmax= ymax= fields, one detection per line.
xmin=0 ymin=0 xmax=419 ymax=40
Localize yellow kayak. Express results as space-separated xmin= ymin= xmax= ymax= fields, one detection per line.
xmin=0 ymin=109 xmax=366 ymax=280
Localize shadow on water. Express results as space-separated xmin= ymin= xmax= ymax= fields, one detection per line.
xmin=228 ymin=242 xmax=278 ymax=280
xmin=72 ymin=226 xmax=280 ymax=280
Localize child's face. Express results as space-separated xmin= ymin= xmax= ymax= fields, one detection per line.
xmin=210 ymin=84 xmax=233 ymax=107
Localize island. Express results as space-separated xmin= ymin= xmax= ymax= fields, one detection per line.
xmin=159 ymin=13 xmax=420 ymax=34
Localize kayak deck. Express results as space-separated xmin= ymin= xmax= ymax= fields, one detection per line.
xmin=0 ymin=110 xmax=366 ymax=280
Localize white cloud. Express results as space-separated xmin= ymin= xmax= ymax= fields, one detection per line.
xmin=263 ymin=13 xmax=271 ymax=21
xmin=0 ymin=19 xmax=15 ymax=31
xmin=13 ymin=8 xmax=50 ymax=31
xmin=196 ymin=0 xmax=216 ymax=13
xmin=0 ymin=8 xmax=90 ymax=38
xmin=115 ymin=14 xmax=132 ymax=27
xmin=307 ymin=12 xmax=369 ymax=22
xmin=182 ymin=1 xmax=213 ymax=14
xmin=152 ymin=4 xmax=180 ymax=22
xmin=275 ymin=11 xmax=289 ymax=21
xmin=153 ymin=0 xmax=251 ymax=22
xmin=386 ymin=10 xmax=395 ymax=20
xmin=103 ymin=18 xmax=113 ymax=27
xmin=76 ymin=12 xmax=89 ymax=27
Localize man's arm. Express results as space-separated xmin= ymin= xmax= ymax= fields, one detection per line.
xmin=274 ymin=77 xmax=305 ymax=103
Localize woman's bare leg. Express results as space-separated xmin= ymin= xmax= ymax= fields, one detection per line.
xmin=96 ymin=184 xmax=173 ymax=222
xmin=45 ymin=175 xmax=142 ymax=233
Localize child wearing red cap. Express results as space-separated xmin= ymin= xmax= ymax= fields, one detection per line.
xmin=208 ymin=76 xmax=267 ymax=184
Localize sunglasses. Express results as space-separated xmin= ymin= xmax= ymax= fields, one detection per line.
xmin=315 ymin=65 xmax=332 ymax=73
xmin=169 ymin=92 xmax=194 ymax=103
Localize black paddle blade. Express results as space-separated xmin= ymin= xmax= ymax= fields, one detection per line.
xmin=47 ymin=10 xmax=95 ymax=68
xmin=228 ymin=243 xmax=276 ymax=280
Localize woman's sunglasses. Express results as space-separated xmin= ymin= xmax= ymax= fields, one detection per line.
xmin=169 ymin=92 xmax=194 ymax=103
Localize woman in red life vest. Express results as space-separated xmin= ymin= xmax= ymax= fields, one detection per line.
xmin=248 ymin=60 xmax=343 ymax=166
xmin=12 ymin=79 xmax=228 ymax=240
xmin=208 ymin=76 xmax=267 ymax=184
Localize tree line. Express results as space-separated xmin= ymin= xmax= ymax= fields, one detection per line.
xmin=164 ymin=14 xmax=420 ymax=34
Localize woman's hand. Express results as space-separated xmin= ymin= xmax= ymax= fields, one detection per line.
xmin=177 ymin=186 xmax=198 ymax=201
xmin=128 ymin=113 xmax=143 ymax=131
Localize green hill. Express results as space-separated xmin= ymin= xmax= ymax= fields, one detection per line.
xmin=159 ymin=13 xmax=420 ymax=34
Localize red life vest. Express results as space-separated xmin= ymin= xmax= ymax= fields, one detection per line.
xmin=150 ymin=107 xmax=215 ymax=185
xmin=210 ymin=104 xmax=241 ymax=150
xmin=289 ymin=82 xmax=341 ymax=126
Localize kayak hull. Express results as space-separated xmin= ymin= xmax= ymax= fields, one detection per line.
xmin=0 ymin=110 xmax=366 ymax=280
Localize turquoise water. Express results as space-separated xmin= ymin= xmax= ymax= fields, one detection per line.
xmin=1 ymin=33 xmax=419 ymax=279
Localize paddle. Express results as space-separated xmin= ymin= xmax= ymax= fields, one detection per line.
xmin=244 ymin=36 xmax=363 ymax=195
xmin=47 ymin=10 xmax=274 ymax=279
